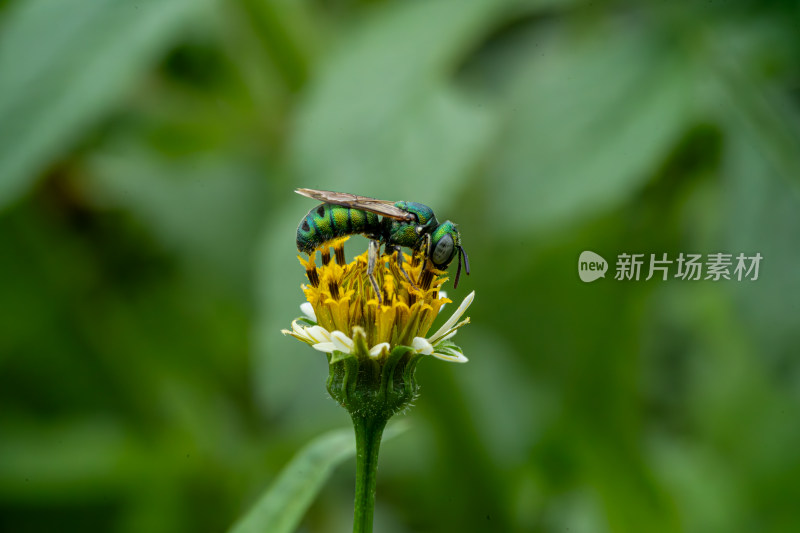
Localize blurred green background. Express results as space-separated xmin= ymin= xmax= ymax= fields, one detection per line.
xmin=2 ymin=0 xmax=800 ymax=532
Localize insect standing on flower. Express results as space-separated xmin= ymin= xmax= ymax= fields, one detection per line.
xmin=295 ymin=188 xmax=470 ymax=302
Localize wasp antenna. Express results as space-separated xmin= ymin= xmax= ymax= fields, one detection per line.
xmin=454 ymin=246 xmax=463 ymax=289
xmin=460 ymin=246 xmax=470 ymax=276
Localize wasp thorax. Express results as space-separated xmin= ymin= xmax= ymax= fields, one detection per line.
xmin=386 ymin=221 xmax=420 ymax=248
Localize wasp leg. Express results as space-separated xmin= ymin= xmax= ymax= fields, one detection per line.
xmin=367 ymin=239 xmax=383 ymax=304
xmin=393 ymin=246 xmax=419 ymax=289
xmin=419 ymin=233 xmax=431 ymax=278
xmin=416 ymin=234 xmax=435 ymax=291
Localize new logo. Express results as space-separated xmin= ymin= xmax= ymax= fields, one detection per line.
xmin=578 ymin=251 xmax=608 ymax=282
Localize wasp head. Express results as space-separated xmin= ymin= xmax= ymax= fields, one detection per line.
xmin=430 ymin=221 xmax=470 ymax=288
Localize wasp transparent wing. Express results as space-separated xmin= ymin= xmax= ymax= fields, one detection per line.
xmin=295 ymin=188 xmax=414 ymax=221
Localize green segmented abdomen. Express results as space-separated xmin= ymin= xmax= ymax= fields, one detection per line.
xmin=296 ymin=204 xmax=381 ymax=253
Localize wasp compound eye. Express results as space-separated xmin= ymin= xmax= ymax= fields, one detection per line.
xmin=431 ymin=233 xmax=454 ymax=266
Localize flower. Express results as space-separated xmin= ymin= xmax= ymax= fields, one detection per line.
xmin=281 ymin=232 xmax=475 ymax=533
xmin=282 ymin=248 xmax=473 ymax=364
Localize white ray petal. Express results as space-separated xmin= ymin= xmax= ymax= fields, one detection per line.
xmin=439 ymin=329 xmax=458 ymax=342
xmin=438 ymin=291 xmax=448 ymax=312
xmin=330 ymin=331 xmax=354 ymax=353
xmin=312 ymin=342 xmax=336 ymax=353
xmin=300 ymin=302 xmax=317 ymax=322
xmin=369 ymin=343 xmax=390 ymax=358
xmin=431 ymin=349 xmax=468 ymax=363
xmin=412 ymin=337 xmax=434 ymax=355
xmin=428 ymin=291 xmax=475 ymax=345
xmin=290 ymin=321 xmax=314 ymax=342
xmin=306 ymin=326 xmax=332 ymax=344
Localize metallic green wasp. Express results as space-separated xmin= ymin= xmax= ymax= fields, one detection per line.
xmin=295 ymin=188 xmax=469 ymax=301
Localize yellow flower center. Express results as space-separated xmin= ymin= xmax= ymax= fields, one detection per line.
xmin=298 ymin=247 xmax=451 ymax=349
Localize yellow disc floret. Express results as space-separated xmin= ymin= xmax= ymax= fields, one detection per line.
xmin=300 ymin=250 xmax=450 ymax=350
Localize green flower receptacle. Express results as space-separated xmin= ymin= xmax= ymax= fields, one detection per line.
xmin=326 ymin=345 xmax=421 ymax=422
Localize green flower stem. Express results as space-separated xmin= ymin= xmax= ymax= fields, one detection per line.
xmin=326 ymin=348 xmax=420 ymax=532
xmin=351 ymin=413 xmax=388 ymax=533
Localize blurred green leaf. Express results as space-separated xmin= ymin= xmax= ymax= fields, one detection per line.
xmin=703 ymin=23 xmax=800 ymax=184
xmin=0 ymin=419 xmax=134 ymax=500
xmin=290 ymin=0 xmax=499 ymax=204
xmin=86 ymin=147 xmax=267 ymax=289
xmin=722 ymin=129 xmax=800 ymax=352
xmin=489 ymin=20 xmax=690 ymax=232
xmin=227 ymin=423 xmax=407 ymax=533
xmin=650 ymin=435 xmax=745 ymax=533
xmin=0 ymin=0 xmax=213 ymax=209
